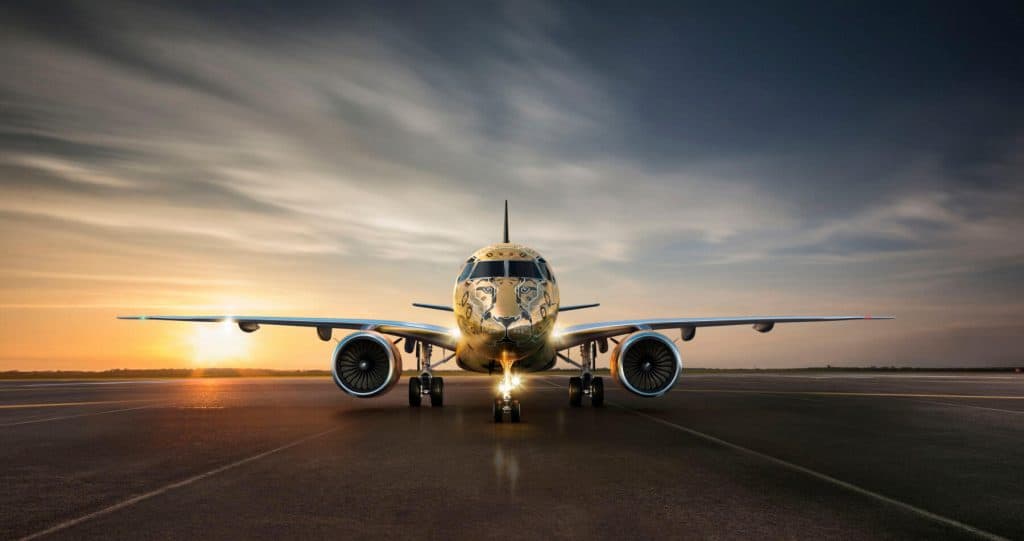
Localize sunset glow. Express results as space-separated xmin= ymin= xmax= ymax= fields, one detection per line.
xmin=0 ymin=3 xmax=1021 ymax=371
xmin=187 ymin=319 xmax=250 ymax=367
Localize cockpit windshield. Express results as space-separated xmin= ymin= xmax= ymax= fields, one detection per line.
xmin=457 ymin=258 xmax=476 ymax=282
xmin=464 ymin=259 xmax=547 ymax=279
xmin=508 ymin=260 xmax=542 ymax=279
xmin=469 ymin=260 xmax=506 ymax=278
xmin=537 ymin=258 xmax=554 ymax=282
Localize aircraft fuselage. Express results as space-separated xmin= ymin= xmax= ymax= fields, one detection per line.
xmin=453 ymin=242 xmax=559 ymax=373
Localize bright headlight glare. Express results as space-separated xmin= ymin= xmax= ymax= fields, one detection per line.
xmin=499 ymin=382 xmax=511 ymax=394
xmin=511 ymin=375 xmax=521 ymax=387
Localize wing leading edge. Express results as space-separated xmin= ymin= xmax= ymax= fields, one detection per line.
xmin=553 ymin=315 xmax=892 ymax=350
xmin=118 ymin=315 xmax=459 ymax=350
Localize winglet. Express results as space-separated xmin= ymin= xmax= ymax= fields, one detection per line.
xmin=503 ymin=199 xmax=509 ymax=243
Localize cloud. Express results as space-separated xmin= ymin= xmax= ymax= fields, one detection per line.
xmin=0 ymin=1 xmax=1022 ymax=368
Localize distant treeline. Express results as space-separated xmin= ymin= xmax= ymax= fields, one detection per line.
xmin=0 ymin=368 xmax=333 ymax=379
xmin=1 ymin=365 xmax=1020 ymax=379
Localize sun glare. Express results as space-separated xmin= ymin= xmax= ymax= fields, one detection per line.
xmin=188 ymin=319 xmax=250 ymax=366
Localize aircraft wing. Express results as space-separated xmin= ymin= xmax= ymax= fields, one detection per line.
xmin=553 ymin=315 xmax=891 ymax=350
xmin=118 ymin=315 xmax=459 ymax=350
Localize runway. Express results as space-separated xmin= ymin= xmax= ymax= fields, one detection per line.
xmin=2 ymin=373 xmax=1022 ymax=540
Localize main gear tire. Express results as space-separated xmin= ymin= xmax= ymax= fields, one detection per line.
xmin=430 ymin=377 xmax=444 ymax=407
xmin=569 ymin=377 xmax=583 ymax=407
xmin=408 ymin=378 xmax=422 ymax=407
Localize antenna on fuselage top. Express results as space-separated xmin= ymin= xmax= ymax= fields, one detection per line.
xmin=503 ymin=200 xmax=509 ymax=243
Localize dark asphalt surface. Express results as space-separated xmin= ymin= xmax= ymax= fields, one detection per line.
xmin=2 ymin=373 xmax=1023 ymax=540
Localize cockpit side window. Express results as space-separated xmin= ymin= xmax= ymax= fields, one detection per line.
xmin=508 ymin=260 xmax=542 ymax=279
xmin=457 ymin=258 xmax=476 ymax=282
xmin=537 ymin=258 xmax=555 ymax=283
xmin=469 ymin=260 xmax=506 ymax=278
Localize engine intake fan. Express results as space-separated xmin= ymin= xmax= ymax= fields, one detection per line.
xmin=609 ymin=331 xmax=682 ymax=397
xmin=331 ymin=331 xmax=402 ymax=397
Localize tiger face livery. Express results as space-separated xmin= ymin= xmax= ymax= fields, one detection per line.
xmin=454 ymin=244 xmax=559 ymax=371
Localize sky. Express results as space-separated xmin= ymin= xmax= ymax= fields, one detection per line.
xmin=1 ymin=1 xmax=1022 ymax=370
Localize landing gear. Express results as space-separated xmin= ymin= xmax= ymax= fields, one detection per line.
xmin=430 ymin=377 xmax=444 ymax=407
xmin=569 ymin=377 xmax=583 ymax=407
xmin=493 ymin=366 xmax=523 ymax=423
xmin=493 ymin=398 xmax=504 ymax=423
xmin=565 ymin=342 xmax=603 ymax=407
xmin=408 ymin=341 xmax=448 ymax=407
xmin=494 ymin=396 xmax=523 ymax=424
xmin=408 ymin=377 xmax=422 ymax=407
xmin=590 ymin=376 xmax=604 ymax=407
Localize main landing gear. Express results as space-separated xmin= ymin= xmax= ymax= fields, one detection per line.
xmin=408 ymin=341 xmax=446 ymax=407
xmin=567 ymin=342 xmax=604 ymax=407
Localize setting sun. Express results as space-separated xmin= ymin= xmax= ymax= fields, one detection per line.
xmin=187 ymin=319 xmax=250 ymax=366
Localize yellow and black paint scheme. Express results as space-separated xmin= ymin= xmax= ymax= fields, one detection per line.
xmin=453 ymin=242 xmax=559 ymax=374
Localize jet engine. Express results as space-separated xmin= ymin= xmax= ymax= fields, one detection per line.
xmin=608 ymin=331 xmax=682 ymax=397
xmin=331 ymin=331 xmax=403 ymax=397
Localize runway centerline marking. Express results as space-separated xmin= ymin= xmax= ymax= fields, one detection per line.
xmin=0 ymin=404 xmax=163 ymax=427
xmin=17 ymin=426 xmax=341 ymax=541
xmin=0 ymin=399 xmax=158 ymax=409
xmin=670 ymin=389 xmax=1024 ymax=400
xmin=536 ymin=377 xmax=1006 ymax=540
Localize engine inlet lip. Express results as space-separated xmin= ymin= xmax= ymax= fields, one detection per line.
xmin=615 ymin=331 xmax=682 ymax=397
xmin=331 ymin=332 xmax=396 ymax=397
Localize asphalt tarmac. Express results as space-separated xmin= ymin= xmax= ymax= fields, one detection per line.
xmin=2 ymin=372 xmax=1023 ymax=540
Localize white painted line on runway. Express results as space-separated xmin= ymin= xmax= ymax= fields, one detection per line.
xmin=0 ymin=399 xmax=159 ymax=409
xmin=17 ymin=426 xmax=341 ymax=541
xmin=0 ymin=404 xmax=163 ymax=427
xmin=914 ymin=399 xmax=1024 ymax=415
xmin=670 ymin=389 xmax=1024 ymax=400
xmin=0 ymin=380 xmax=176 ymax=389
xmin=531 ymin=376 xmax=1007 ymax=539
xmin=616 ymin=405 xmax=1008 ymax=541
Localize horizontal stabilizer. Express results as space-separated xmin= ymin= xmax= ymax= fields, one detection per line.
xmin=412 ymin=303 xmax=454 ymax=312
xmin=559 ymin=303 xmax=600 ymax=312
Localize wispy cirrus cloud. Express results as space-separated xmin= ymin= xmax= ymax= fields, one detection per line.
xmin=0 ymin=1 xmax=1022 ymax=368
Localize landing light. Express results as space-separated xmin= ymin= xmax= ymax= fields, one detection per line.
xmin=498 ymin=375 xmax=522 ymax=395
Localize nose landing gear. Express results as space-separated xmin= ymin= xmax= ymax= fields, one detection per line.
xmin=493 ymin=396 xmax=521 ymax=423
xmin=493 ymin=360 xmax=523 ymax=423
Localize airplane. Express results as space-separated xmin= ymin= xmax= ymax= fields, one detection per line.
xmin=121 ymin=201 xmax=891 ymax=422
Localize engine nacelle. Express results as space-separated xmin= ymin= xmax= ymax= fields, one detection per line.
xmin=609 ymin=331 xmax=682 ymax=397
xmin=331 ymin=331 xmax=403 ymax=398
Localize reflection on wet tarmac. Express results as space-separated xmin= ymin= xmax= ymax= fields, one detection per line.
xmin=493 ymin=445 xmax=520 ymax=494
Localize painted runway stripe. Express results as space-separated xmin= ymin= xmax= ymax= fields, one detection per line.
xmin=0 ymin=404 xmax=162 ymax=427
xmin=616 ymin=405 xmax=1007 ymax=541
xmin=670 ymin=389 xmax=1024 ymax=400
xmin=11 ymin=380 xmax=174 ymax=387
xmin=0 ymin=399 xmax=158 ymax=409
xmin=17 ymin=426 xmax=341 ymax=541
xmin=534 ymin=377 xmax=1004 ymax=540
xmin=914 ymin=399 xmax=1024 ymax=415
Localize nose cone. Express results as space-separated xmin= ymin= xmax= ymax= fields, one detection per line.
xmin=490 ymin=280 xmax=522 ymax=321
